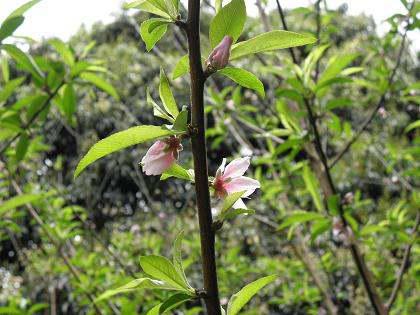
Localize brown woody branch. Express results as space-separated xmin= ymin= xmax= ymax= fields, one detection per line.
xmin=184 ymin=0 xmax=222 ymax=313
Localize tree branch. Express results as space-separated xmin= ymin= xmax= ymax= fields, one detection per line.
xmin=329 ymin=4 xmax=414 ymax=168
xmin=0 ymin=81 xmax=65 ymax=156
xmin=185 ymin=0 xmax=221 ymax=313
xmin=274 ymin=2 xmax=387 ymax=314
xmin=386 ymin=211 xmax=420 ymax=310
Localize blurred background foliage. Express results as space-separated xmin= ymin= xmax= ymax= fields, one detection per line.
xmin=0 ymin=0 xmax=419 ymax=314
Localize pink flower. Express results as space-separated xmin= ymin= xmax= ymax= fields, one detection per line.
xmin=141 ymin=136 xmax=182 ymax=176
xmin=206 ymin=36 xmax=233 ymax=70
xmin=213 ymin=157 xmax=260 ymax=209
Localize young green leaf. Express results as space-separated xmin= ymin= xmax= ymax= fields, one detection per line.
xmin=209 ymin=0 xmax=246 ymax=48
xmin=302 ymin=164 xmax=323 ymax=212
xmin=49 ymin=38 xmax=75 ymax=66
xmin=147 ymin=89 xmax=174 ymax=122
xmin=74 ymin=126 xmax=181 ymax=178
xmin=160 ymin=163 xmax=194 ymax=181
xmin=230 ymin=31 xmax=317 ymax=60
xmin=219 ymin=67 xmax=265 ymax=98
xmin=0 ymin=77 xmax=25 ymax=104
xmin=159 ymin=68 xmax=179 ymax=118
xmin=1 ymin=56 xmax=10 ymax=82
xmin=227 ymin=275 xmax=277 ymax=315
xmin=80 ymin=72 xmax=119 ymax=100
xmin=318 ymin=53 xmax=359 ymax=84
xmin=172 ymin=110 xmax=188 ymax=131
xmin=0 ymin=16 xmax=25 ymax=42
xmin=15 ymin=133 xmax=29 ymax=161
xmin=140 ymin=255 xmax=194 ymax=292
xmin=220 ymin=208 xmax=255 ymax=221
xmin=221 ymin=191 xmax=245 ymax=213
xmin=404 ymin=120 xmax=420 ymax=133
xmin=159 ymin=293 xmax=193 ymax=314
xmin=2 ymin=44 xmax=44 ymax=81
xmin=172 ymin=231 xmax=189 ymax=285
xmin=124 ymin=0 xmax=171 ymax=19
xmin=278 ymin=211 xmax=325 ymax=230
xmin=5 ymin=0 xmax=41 ymax=20
xmin=172 ymin=55 xmax=189 ymax=79
xmin=95 ymin=278 xmax=177 ymax=302
xmin=61 ymin=83 xmax=76 ymax=121
xmin=0 ymin=193 xmax=45 ymax=217
xmin=140 ymin=19 xmax=169 ymax=51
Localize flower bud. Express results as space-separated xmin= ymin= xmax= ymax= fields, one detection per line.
xmin=206 ymin=36 xmax=233 ymax=70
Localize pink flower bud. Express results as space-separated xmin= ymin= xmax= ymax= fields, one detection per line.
xmin=141 ymin=136 xmax=182 ymax=176
xmin=206 ymin=36 xmax=233 ymax=70
xmin=212 ymin=157 xmax=260 ymax=209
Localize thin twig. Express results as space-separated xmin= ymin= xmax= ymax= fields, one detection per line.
xmin=274 ymin=2 xmax=387 ymax=314
xmin=386 ymin=212 xmax=420 ymax=310
xmin=329 ymin=4 xmax=414 ymax=168
xmin=0 ymin=82 xmax=65 ymax=156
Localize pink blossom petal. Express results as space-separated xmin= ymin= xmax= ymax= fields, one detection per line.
xmin=142 ymin=152 xmax=175 ymax=175
xmin=224 ymin=176 xmax=260 ymax=197
xmin=232 ymin=198 xmax=247 ymax=209
xmin=141 ymin=141 xmax=168 ymax=164
xmin=223 ymin=157 xmax=251 ymax=179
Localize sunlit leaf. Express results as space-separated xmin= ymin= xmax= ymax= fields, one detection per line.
xmin=140 ymin=255 xmax=194 ymax=292
xmin=219 ymin=67 xmax=265 ymax=98
xmin=80 ymin=72 xmax=119 ymax=100
xmin=209 ymin=0 xmax=246 ymax=48
xmin=159 ymin=68 xmax=179 ymax=117
xmin=230 ymin=31 xmax=317 ymax=60
xmin=227 ymin=275 xmax=277 ymax=315
xmin=74 ymin=126 xmax=182 ymax=178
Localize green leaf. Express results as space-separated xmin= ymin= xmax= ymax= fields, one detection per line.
xmin=0 ymin=77 xmax=25 ymax=104
xmin=140 ymin=19 xmax=169 ymax=51
xmin=209 ymin=0 xmax=246 ymax=48
xmin=95 ymin=278 xmax=178 ymax=302
xmin=318 ymin=53 xmax=359 ymax=84
xmin=80 ymin=72 xmax=119 ymax=100
xmin=172 ymin=110 xmax=188 ymax=131
xmin=140 ymin=255 xmax=193 ymax=292
xmin=62 ymin=83 xmax=76 ymax=120
xmin=74 ymin=126 xmax=181 ymax=178
xmin=159 ymin=68 xmax=179 ymax=117
xmin=0 ymin=193 xmax=44 ymax=217
xmin=327 ymin=195 xmax=340 ymax=216
xmin=219 ymin=67 xmax=265 ymax=98
xmin=278 ymin=211 xmax=325 ymax=230
xmin=0 ymin=16 xmax=24 ymax=42
xmin=1 ymin=56 xmax=10 ymax=82
xmin=124 ymin=0 xmax=171 ymax=19
xmin=15 ymin=133 xmax=29 ymax=161
xmin=172 ymin=231 xmax=189 ymax=286
xmin=147 ymin=89 xmax=174 ymax=122
xmin=160 ymin=163 xmax=193 ymax=181
xmin=227 ymin=275 xmax=277 ymax=315
xmin=6 ymin=0 xmax=41 ymax=20
xmin=220 ymin=208 xmax=255 ymax=221
xmin=405 ymin=120 xmax=420 ymax=133
xmin=311 ymin=218 xmax=331 ymax=242
xmin=159 ymin=293 xmax=192 ymax=314
xmin=2 ymin=44 xmax=44 ymax=81
xmin=221 ymin=191 xmax=245 ymax=213
xmin=172 ymin=55 xmax=189 ymax=79
xmin=49 ymin=38 xmax=75 ymax=66
xmin=215 ymin=0 xmax=223 ymax=13
xmin=302 ymin=164 xmax=323 ymax=212
xmin=230 ymin=31 xmax=317 ymax=60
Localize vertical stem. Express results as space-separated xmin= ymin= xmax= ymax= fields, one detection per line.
xmin=186 ymin=0 xmax=222 ymax=314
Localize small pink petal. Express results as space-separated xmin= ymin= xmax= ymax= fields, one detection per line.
xmin=223 ymin=157 xmax=251 ymax=179
xmin=224 ymin=176 xmax=260 ymax=197
xmin=141 ymin=141 xmax=167 ymax=164
xmin=143 ymin=152 xmax=175 ymax=175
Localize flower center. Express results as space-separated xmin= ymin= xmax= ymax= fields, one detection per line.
xmin=213 ymin=176 xmax=227 ymax=198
